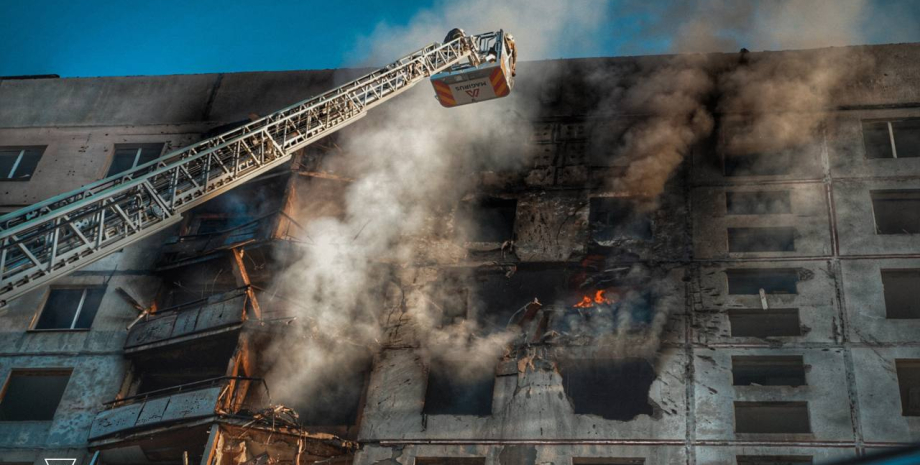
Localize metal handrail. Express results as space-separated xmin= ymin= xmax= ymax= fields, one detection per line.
xmin=103 ymin=375 xmax=267 ymax=409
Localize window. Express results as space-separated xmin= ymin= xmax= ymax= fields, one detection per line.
xmin=559 ymin=359 xmax=654 ymax=420
xmin=736 ymin=456 xmax=812 ymax=465
xmin=871 ymin=190 xmax=920 ymax=234
xmin=0 ymin=146 xmax=44 ymax=181
xmin=589 ymin=197 xmax=652 ymax=241
xmin=896 ymin=360 xmax=920 ymax=416
xmin=728 ymin=309 xmax=801 ymax=338
xmin=863 ymin=120 xmax=920 ymax=159
xmin=573 ymin=460 xmax=645 ymax=465
xmin=415 ymin=459 xmax=485 ymax=465
xmin=726 ymin=191 xmax=792 ymax=215
xmin=724 ymin=151 xmax=793 ymax=177
xmin=423 ymin=359 xmax=494 ymax=416
xmin=457 ymin=197 xmax=517 ymax=243
xmin=732 ymin=356 xmax=806 ymax=386
xmin=881 ymin=269 xmax=920 ymax=319
xmin=106 ymin=143 xmax=164 ymax=177
xmin=728 ymin=228 xmax=796 ymax=252
xmin=734 ymin=401 xmax=810 ymax=434
xmin=0 ymin=369 xmax=72 ymax=421
xmin=34 ymin=287 xmax=104 ymax=330
xmin=726 ymin=269 xmax=798 ymax=295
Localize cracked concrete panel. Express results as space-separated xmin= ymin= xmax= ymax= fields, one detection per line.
xmin=852 ymin=347 xmax=920 ymax=443
xmin=693 ymin=348 xmax=853 ymax=441
xmin=841 ymin=258 xmax=920 ymax=343
xmin=514 ymin=191 xmax=588 ymax=262
xmin=694 ymin=261 xmax=838 ymax=345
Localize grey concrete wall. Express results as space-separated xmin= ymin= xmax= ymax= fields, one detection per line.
xmin=852 ymin=347 xmax=920 ymax=443
xmin=841 ymin=258 xmax=920 ymax=343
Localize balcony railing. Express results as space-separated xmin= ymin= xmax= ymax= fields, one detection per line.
xmin=89 ymin=376 xmax=268 ymax=441
xmin=124 ymin=287 xmax=251 ymax=351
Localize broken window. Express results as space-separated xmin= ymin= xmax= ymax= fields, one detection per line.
xmin=723 ymin=151 xmax=793 ymax=177
xmin=726 ymin=191 xmax=792 ymax=215
xmin=106 ymin=143 xmax=165 ymax=177
xmin=736 ymin=456 xmax=813 ymax=465
xmin=732 ymin=356 xmax=806 ymax=386
xmin=423 ymin=358 xmax=494 ymax=416
xmin=881 ymin=269 xmax=920 ymax=319
xmin=415 ymin=459 xmax=486 ymax=465
xmin=295 ymin=353 xmax=372 ymax=427
xmin=863 ymin=120 xmax=920 ymax=159
xmin=728 ymin=227 xmax=796 ymax=253
xmin=589 ymin=197 xmax=652 ymax=241
xmin=728 ymin=309 xmax=802 ymax=338
xmin=0 ymin=369 xmax=72 ymax=421
xmin=734 ymin=401 xmax=811 ymax=434
xmin=896 ymin=360 xmax=920 ymax=416
xmin=572 ymin=459 xmax=645 ymax=465
xmin=0 ymin=146 xmax=44 ymax=181
xmin=34 ymin=287 xmax=105 ymax=330
xmin=726 ymin=269 xmax=798 ymax=295
xmin=871 ymin=190 xmax=920 ymax=234
xmin=559 ymin=359 xmax=655 ymax=421
xmin=457 ymin=197 xmax=517 ymax=242
xmin=132 ymin=332 xmax=238 ymax=394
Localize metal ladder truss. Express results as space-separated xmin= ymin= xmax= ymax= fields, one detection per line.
xmin=0 ymin=32 xmax=489 ymax=306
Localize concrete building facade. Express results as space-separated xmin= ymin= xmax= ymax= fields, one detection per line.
xmin=1 ymin=42 xmax=920 ymax=465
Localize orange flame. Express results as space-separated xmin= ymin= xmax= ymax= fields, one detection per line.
xmin=573 ymin=290 xmax=614 ymax=308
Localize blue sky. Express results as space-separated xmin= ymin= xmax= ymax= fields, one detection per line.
xmin=1 ymin=0 xmax=918 ymax=78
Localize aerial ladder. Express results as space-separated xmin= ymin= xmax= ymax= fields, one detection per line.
xmin=0 ymin=29 xmax=516 ymax=307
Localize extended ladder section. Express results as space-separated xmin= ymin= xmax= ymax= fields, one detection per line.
xmin=0 ymin=32 xmax=490 ymax=306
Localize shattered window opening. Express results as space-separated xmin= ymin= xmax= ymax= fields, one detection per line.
xmin=572 ymin=459 xmax=645 ymax=465
xmin=726 ymin=191 xmax=792 ymax=215
xmin=871 ymin=190 xmax=920 ymax=234
xmin=881 ymin=269 xmax=920 ymax=319
xmin=734 ymin=401 xmax=811 ymax=434
xmin=732 ymin=356 xmax=806 ymax=387
xmin=458 ymin=197 xmax=517 ymax=243
xmin=727 ymin=227 xmax=796 ymax=253
xmin=726 ymin=269 xmax=799 ymax=295
xmin=728 ymin=309 xmax=802 ymax=338
xmin=589 ymin=197 xmax=653 ymax=241
xmin=863 ymin=119 xmax=920 ymax=159
xmin=723 ymin=151 xmax=794 ymax=177
xmin=34 ymin=287 xmax=105 ymax=330
xmin=736 ymin=456 xmax=813 ymax=465
xmin=0 ymin=146 xmax=44 ymax=181
xmin=559 ymin=358 xmax=655 ymax=421
xmin=415 ymin=459 xmax=486 ymax=465
xmin=0 ymin=369 xmax=72 ymax=421
xmin=423 ymin=358 xmax=495 ymax=417
xmin=106 ymin=143 xmax=165 ymax=177
xmin=896 ymin=360 xmax=920 ymax=416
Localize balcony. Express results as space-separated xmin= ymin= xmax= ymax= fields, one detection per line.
xmin=124 ymin=287 xmax=252 ymax=353
xmin=88 ymin=376 xmax=266 ymax=442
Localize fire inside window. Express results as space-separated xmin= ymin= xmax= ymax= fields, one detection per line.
xmin=863 ymin=119 xmax=920 ymax=159
xmin=34 ymin=287 xmax=105 ymax=330
xmin=0 ymin=146 xmax=44 ymax=181
xmin=106 ymin=143 xmax=165 ymax=177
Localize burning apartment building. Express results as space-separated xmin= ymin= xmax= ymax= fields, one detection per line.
xmin=1 ymin=40 xmax=920 ymax=465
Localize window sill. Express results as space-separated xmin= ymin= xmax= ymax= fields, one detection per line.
xmin=26 ymin=328 xmax=91 ymax=333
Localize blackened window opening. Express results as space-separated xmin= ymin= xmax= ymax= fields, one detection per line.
xmin=734 ymin=401 xmax=810 ymax=434
xmin=423 ymin=360 xmax=494 ymax=416
xmin=736 ymin=456 xmax=813 ymax=465
xmin=728 ymin=309 xmax=801 ymax=338
xmin=723 ymin=151 xmax=793 ymax=177
xmin=896 ymin=360 xmax=920 ymax=416
xmin=881 ymin=269 xmax=920 ymax=319
xmin=732 ymin=356 xmax=806 ymax=386
xmin=871 ymin=190 xmax=920 ymax=234
xmin=560 ymin=359 xmax=655 ymax=421
xmin=589 ymin=197 xmax=653 ymax=241
xmin=459 ymin=197 xmax=517 ymax=242
xmin=0 ymin=369 xmax=72 ymax=421
xmin=726 ymin=191 xmax=792 ymax=215
xmin=726 ymin=269 xmax=798 ymax=295
xmin=728 ymin=227 xmax=796 ymax=252
xmin=416 ymin=459 xmax=486 ymax=465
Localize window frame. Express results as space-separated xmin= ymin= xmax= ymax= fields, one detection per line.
xmin=863 ymin=119 xmax=920 ymax=159
xmin=105 ymin=143 xmax=165 ymax=178
xmin=30 ymin=286 xmax=105 ymax=331
xmin=0 ymin=146 xmax=45 ymax=182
